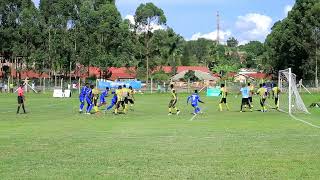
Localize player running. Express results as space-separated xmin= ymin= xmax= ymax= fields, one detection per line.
xmin=168 ymin=84 xmax=180 ymax=115
xmin=127 ymin=86 xmax=135 ymax=110
xmin=115 ymin=85 xmax=124 ymax=114
xmin=79 ymin=83 xmax=89 ymax=113
xmin=187 ymin=90 xmax=205 ymax=115
xmin=85 ymin=85 xmax=94 ymax=115
xmin=17 ymin=84 xmax=26 ymax=114
xmin=272 ymin=84 xmax=281 ymax=110
xmin=219 ymin=84 xmax=230 ymax=111
xmin=257 ymin=83 xmax=268 ymax=112
xmin=248 ymin=83 xmax=255 ymax=107
xmin=99 ymin=87 xmax=110 ymax=107
xmin=105 ymin=91 xmax=118 ymax=111
xmin=240 ymin=84 xmax=252 ymax=112
xmin=92 ymin=86 xmax=100 ymax=113
xmin=122 ymin=84 xmax=130 ymax=113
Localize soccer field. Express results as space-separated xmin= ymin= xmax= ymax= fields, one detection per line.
xmin=0 ymin=93 xmax=319 ymax=179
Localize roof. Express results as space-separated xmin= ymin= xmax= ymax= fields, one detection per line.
xmin=152 ymin=66 xmax=210 ymax=74
xmin=107 ymin=67 xmax=136 ymax=80
xmin=88 ymin=67 xmax=101 ymax=77
xmin=171 ymin=70 xmax=218 ymax=81
xmin=246 ymin=73 xmax=271 ymax=79
xmin=233 ymin=73 xmax=271 ymax=80
xmin=152 ymin=66 xmax=172 ymax=74
xmin=227 ymin=72 xmax=237 ymax=77
xmin=8 ymin=70 xmax=49 ymax=79
xmin=177 ymin=66 xmax=210 ymax=73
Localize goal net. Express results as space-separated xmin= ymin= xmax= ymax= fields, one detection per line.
xmin=278 ymin=68 xmax=309 ymax=114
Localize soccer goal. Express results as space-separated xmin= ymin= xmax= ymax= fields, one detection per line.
xmin=278 ymin=68 xmax=309 ymax=114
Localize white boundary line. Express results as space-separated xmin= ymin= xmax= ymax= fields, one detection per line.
xmin=189 ymin=107 xmax=207 ymax=121
xmin=189 ymin=113 xmax=198 ymax=121
xmin=289 ymin=114 xmax=320 ymax=129
xmin=265 ymin=103 xmax=320 ymax=129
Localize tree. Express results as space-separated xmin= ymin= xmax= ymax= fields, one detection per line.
xmin=134 ymin=3 xmax=167 ymax=84
xmin=182 ymin=38 xmax=215 ymax=67
xmin=184 ymin=70 xmax=199 ymax=82
xmin=152 ymin=70 xmax=170 ymax=83
xmin=265 ymin=0 xmax=320 ymax=79
xmin=239 ymin=41 xmax=266 ymax=69
xmin=150 ymin=28 xmax=183 ymax=75
xmin=226 ymin=37 xmax=239 ymax=47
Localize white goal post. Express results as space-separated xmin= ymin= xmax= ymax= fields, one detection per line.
xmin=278 ymin=68 xmax=309 ymax=114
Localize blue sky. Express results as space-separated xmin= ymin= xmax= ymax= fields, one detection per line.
xmin=32 ymin=0 xmax=295 ymax=44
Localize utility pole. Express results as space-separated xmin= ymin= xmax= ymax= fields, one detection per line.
xmin=216 ymin=11 xmax=220 ymax=63
xmin=216 ymin=11 xmax=220 ymax=45
xmin=313 ymin=27 xmax=319 ymax=88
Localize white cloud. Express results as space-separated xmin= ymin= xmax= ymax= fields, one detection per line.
xmin=124 ymin=14 xmax=165 ymax=32
xmin=235 ymin=13 xmax=273 ymax=42
xmin=239 ymin=40 xmax=249 ymax=46
xmin=190 ymin=30 xmax=232 ymax=42
xmin=125 ymin=15 xmax=135 ymax=25
xmin=32 ymin=0 xmax=40 ymax=8
xmin=284 ymin=5 xmax=293 ymax=16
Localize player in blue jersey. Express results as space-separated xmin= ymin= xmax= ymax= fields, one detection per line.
xmin=105 ymin=91 xmax=118 ymax=111
xmin=79 ymin=83 xmax=89 ymax=113
xmin=240 ymin=84 xmax=252 ymax=112
xmin=99 ymin=87 xmax=110 ymax=107
xmin=85 ymin=85 xmax=94 ymax=114
xmin=187 ymin=90 xmax=205 ymax=115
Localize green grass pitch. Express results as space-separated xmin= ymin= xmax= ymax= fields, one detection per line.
xmin=0 ymin=92 xmax=319 ymax=179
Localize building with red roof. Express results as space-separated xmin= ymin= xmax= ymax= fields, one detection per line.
xmin=152 ymin=66 xmax=210 ymax=74
xmin=245 ymin=73 xmax=270 ymax=80
xmin=107 ymin=67 xmax=136 ymax=81
xmin=8 ymin=69 xmax=49 ymax=79
xmin=177 ymin=66 xmax=211 ymax=73
xmin=152 ymin=66 xmax=172 ymax=74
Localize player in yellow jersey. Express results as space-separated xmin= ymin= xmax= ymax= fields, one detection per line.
xmin=115 ymin=85 xmax=123 ymax=114
xmin=92 ymin=85 xmax=100 ymax=113
xmin=219 ymin=84 xmax=230 ymax=111
xmin=257 ymin=83 xmax=268 ymax=112
xmin=272 ymin=84 xmax=281 ymax=110
xmin=248 ymin=83 xmax=255 ymax=107
xmin=168 ymin=84 xmax=180 ymax=115
xmin=127 ymin=86 xmax=135 ymax=110
xmin=122 ymin=84 xmax=130 ymax=113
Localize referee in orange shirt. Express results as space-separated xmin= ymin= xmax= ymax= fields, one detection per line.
xmin=17 ymin=84 xmax=26 ymax=114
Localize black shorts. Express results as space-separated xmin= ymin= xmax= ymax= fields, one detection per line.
xmin=242 ymin=98 xmax=250 ymax=105
xmin=124 ymin=97 xmax=129 ymax=104
xmin=169 ymin=99 xmax=177 ymax=108
xmin=220 ymin=98 xmax=227 ymax=104
xmin=116 ymin=101 xmax=125 ymax=108
xmin=248 ymin=97 xmax=253 ymax=103
xmin=18 ymin=96 xmax=24 ymax=104
xmin=260 ymin=98 xmax=266 ymax=105
xmin=127 ymin=98 xmax=134 ymax=104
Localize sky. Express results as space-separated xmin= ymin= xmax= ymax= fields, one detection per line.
xmin=32 ymin=0 xmax=295 ymax=44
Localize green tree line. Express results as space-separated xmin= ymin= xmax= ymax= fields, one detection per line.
xmin=1 ymin=0 xmax=318 ymax=82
